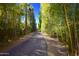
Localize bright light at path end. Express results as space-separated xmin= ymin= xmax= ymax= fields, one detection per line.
xmin=21 ymin=16 xmax=25 ymax=23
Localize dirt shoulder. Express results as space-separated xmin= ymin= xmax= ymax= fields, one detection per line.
xmin=41 ymin=32 xmax=67 ymax=56
xmin=0 ymin=32 xmax=34 ymax=52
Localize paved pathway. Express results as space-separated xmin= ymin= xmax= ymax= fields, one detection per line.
xmin=0 ymin=32 xmax=67 ymax=56
xmin=2 ymin=32 xmax=48 ymax=56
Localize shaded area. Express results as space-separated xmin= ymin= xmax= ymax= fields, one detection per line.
xmin=0 ymin=32 xmax=67 ymax=56
xmin=0 ymin=32 xmax=48 ymax=56
xmin=42 ymin=33 xmax=67 ymax=56
xmin=45 ymin=37 xmax=67 ymax=56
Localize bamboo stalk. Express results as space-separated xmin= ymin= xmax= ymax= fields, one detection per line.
xmin=64 ymin=4 xmax=74 ymax=55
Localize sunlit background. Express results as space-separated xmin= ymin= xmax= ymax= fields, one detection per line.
xmin=21 ymin=3 xmax=40 ymax=28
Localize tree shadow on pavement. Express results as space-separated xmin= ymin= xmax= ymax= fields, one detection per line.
xmin=47 ymin=39 xmax=67 ymax=56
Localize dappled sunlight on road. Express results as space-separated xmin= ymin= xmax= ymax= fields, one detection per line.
xmin=42 ymin=33 xmax=67 ymax=56
xmin=0 ymin=32 xmax=67 ymax=56
xmin=0 ymin=32 xmax=48 ymax=56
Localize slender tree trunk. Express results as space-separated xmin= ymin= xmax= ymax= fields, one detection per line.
xmin=73 ymin=4 xmax=79 ymax=55
xmin=63 ymin=4 xmax=74 ymax=55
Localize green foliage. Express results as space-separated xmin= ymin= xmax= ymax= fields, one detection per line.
xmin=38 ymin=14 xmax=41 ymax=31
xmin=0 ymin=3 xmax=36 ymax=43
xmin=39 ymin=3 xmax=79 ymax=55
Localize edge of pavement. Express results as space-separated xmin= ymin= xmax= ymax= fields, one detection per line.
xmin=0 ymin=32 xmax=36 ymax=52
